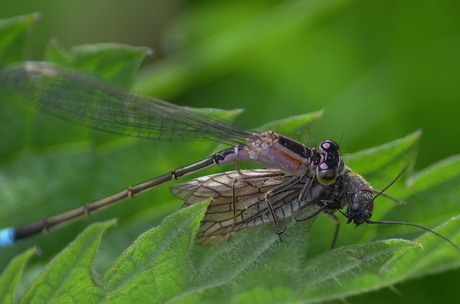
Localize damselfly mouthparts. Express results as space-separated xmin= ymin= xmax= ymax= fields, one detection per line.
xmin=0 ymin=62 xmax=456 ymax=250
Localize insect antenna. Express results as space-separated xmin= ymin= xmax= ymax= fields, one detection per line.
xmin=373 ymin=191 xmax=406 ymax=205
xmin=373 ymin=168 xmax=406 ymax=201
xmin=370 ymin=168 xmax=458 ymax=251
xmin=365 ymin=219 xmax=459 ymax=251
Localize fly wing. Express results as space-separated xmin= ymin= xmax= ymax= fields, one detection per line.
xmin=171 ymin=169 xmax=313 ymax=245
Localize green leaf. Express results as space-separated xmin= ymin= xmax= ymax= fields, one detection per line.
xmin=0 ymin=202 xmax=208 ymax=303
xmin=381 ymin=216 xmax=460 ymax=281
xmin=21 ymin=221 xmax=114 ymax=304
xmin=346 ymin=130 xmax=421 ymax=178
xmin=0 ymin=13 xmax=40 ymax=159
xmin=45 ymin=40 xmax=152 ymax=88
xmin=0 ymin=248 xmax=37 ymax=304
xmin=187 ymin=107 xmax=245 ymax=122
xmin=342 ymin=131 xmax=421 ymax=220
xmin=407 ymin=155 xmax=460 ymax=196
xmin=0 ymin=13 xmax=39 ymax=67
xmin=258 ymin=110 xmax=324 ymax=139
xmin=102 ymin=201 xmax=207 ymax=303
xmin=297 ymin=240 xmax=419 ymax=302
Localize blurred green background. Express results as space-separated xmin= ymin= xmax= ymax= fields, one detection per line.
xmin=1 ymin=0 xmax=459 ymax=303
xmin=2 ymin=0 xmax=460 ymax=167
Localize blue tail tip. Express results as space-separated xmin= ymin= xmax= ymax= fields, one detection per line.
xmin=0 ymin=228 xmax=14 ymax=247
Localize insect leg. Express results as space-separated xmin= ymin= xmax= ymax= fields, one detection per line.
xmin=327 ymin=213 xmax=340 ymax=249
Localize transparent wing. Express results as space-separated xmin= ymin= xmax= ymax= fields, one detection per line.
xmin=171 ymin=169 xmax=320 ymax=245
xmin=0 ymin=62 xmax=254 ymax=146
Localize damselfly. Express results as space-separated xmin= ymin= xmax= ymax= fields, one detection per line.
xmin=0 ymin=62 xmax=456 ymax=249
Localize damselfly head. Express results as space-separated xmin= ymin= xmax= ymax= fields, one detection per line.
xmin=316 ymin=139 xmax=343 ymax=185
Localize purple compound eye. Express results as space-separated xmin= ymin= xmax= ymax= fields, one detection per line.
xmin=320 ymin=139 xmax=339 ymax=154
xmin=317 ymin=140 xmax=341 ymax=185
xmin=316 ymin=160 xmax=337 ymax=185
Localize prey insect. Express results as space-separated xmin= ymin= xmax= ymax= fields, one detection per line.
xmin=172 ymin=167 xmax=457 ymax=249
xmin=0 ymin=61 xmax=456 ymax=250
